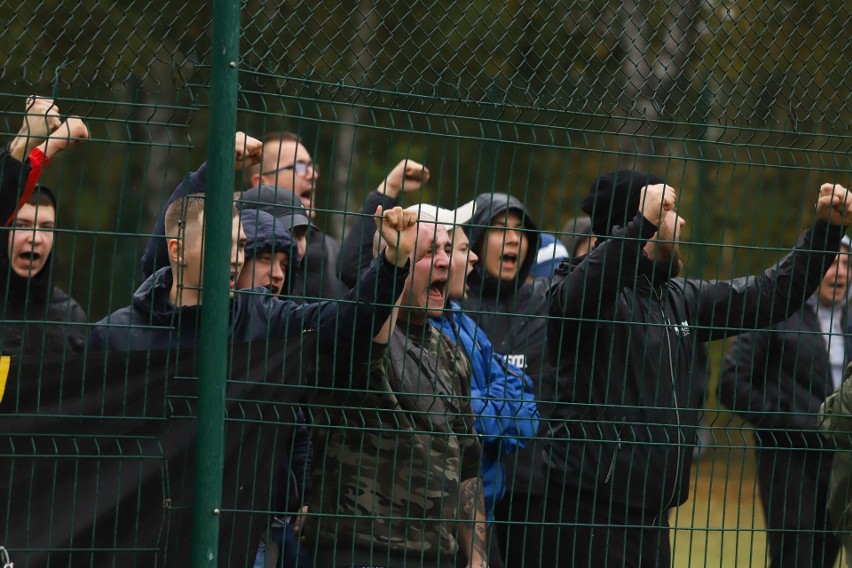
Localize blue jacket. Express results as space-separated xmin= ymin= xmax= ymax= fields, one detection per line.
xmin=431 ymin=302 xmax=539 ymax=520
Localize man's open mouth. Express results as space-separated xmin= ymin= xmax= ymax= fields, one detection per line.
xmin=428 ymin=280 xmax=447 ymax=304
xmin=501 ymin=253 xmax=518 ymax=265
xmin=17 ymin=251 xmax=42 ymax=263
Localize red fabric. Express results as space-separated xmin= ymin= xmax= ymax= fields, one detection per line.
xmin=4 ymin=147 xmax=49 ymax=227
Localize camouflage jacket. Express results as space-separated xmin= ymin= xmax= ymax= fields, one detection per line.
xmin=305 ymin=321 xmax=481 ymax=558
xmin=820 ymin=366 xmax=852 ymax=534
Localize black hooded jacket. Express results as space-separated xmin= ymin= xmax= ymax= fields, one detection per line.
xmin=0 ymin=169 xmax=86 ymax=357
xmin=460 ymin=193 xmax=555 ymax=497
xmin=547 ymin=211 xmax=845 ymax=515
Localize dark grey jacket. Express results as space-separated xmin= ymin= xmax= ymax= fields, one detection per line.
xmin=547 ymin=211 xmax=845 ymax=515
xmin=720 ymin=301 xmax=852 ymax=447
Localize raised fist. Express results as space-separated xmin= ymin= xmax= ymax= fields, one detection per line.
xmin=8 ymin=96 xmax=63 ymax=160
xmin=235 ymin=132 xmax=263 ymax=170
xmin=377 ymin=159 xmax=430 ymax=199
xmin=37 ymin=117 xmax=89 ymax=159
xmin=376 ymin=205 xmax=419 ymax=267
xmin=640 ymin=183 xmax=677 ymax=226
xmin=816 ymin=183 xmax=852 ymax=226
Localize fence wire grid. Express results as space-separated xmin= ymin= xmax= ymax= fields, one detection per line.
xmin=1 ymin=0 xmax=852 ymax=567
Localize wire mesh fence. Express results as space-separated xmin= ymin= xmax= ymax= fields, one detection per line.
xmin=1 ymin=0 xmax=852 ymax=566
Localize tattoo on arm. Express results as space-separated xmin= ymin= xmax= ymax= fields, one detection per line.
xmin=459 ymin=477 xmax=488 ymax=567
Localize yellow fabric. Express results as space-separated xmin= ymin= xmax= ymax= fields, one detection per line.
xmin=0 ymin=355 xmax=9 ymax=405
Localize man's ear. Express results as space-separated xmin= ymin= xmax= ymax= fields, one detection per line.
xmin=167 ymin=238 xmax=181 ymax=265
xmin=250 ymin=172 xmax=262 ymax=188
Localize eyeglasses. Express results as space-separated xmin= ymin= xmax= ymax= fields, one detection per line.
xmin=261 ymin=161 xmax=319 ymax=177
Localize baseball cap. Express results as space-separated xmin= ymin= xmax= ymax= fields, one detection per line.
xmin=405 ymin=200 xmax=476 ymax=229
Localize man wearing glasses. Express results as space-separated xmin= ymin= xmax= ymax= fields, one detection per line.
xmin=246 ymin=131 xmax=345 ymax=300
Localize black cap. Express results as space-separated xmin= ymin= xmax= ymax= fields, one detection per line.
xmin=581 ymin=170 xmax=665 ymax=239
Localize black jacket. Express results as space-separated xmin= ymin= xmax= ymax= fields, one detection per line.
xmin=719 ymin=300 xmax=852 ymax=448
xmin=547 ymin=211 xmax=844 ymax=515
xmin=0 ymin=287 xmax=87 ymax=356
xmin=0 ymin=144 xmax=32 ymax=221
xmin=460 ymin=193 xmax=555 ymax=497
xmin=290 ymin=225 xmax=347 ymax=301
xmin=89 ymin=255 xmax=407 ymax=357
xmin=0 ymin=149 xmax=87 ymax=357
xmin=338 ymin=191 xmax=399 ymax=290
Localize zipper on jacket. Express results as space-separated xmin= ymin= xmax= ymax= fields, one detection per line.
xmin=604 ymin=415 xmax=627 ymax=484
xmin=647 ymin=276 xmax=683 ymax=508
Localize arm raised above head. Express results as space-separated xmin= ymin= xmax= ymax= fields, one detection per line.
xmin=550 ymin=210 xmax=658 ymax=327
xmin=692 ymin=217 xmax=846 ymax=342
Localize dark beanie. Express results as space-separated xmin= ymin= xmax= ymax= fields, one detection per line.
xmin=581 ymin=170 xmax=665 ymax=238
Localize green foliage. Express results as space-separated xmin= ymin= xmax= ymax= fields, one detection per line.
xmin=1 ymin=0 xmax=850 ymax=319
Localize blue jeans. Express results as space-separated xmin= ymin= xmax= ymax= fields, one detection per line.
xmin=253 ymin=519 xmax=311 ymax=568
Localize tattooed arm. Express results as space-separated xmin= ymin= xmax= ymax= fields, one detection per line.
xmin=458 ymin=476 xmax=489 ymax=568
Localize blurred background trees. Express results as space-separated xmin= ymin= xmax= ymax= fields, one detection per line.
xmin=1 ymin=0 xmax=849 ymax=322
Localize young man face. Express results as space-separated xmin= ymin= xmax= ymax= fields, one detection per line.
xmin=7 ymin=202 xmax=55 ymax=279
xmin=482 ymin=210 xmax=529 ymax=281
xmin=818 ymin=244 xmax=851 ymax=306
xmin=237 ymin=250 xmax=289 ymax=295
xmin=258 ymin=140 xmax=319 ymax=217
xmin=447 ymin=226 xmax=478 ymax=300
xmin=399 ymin=220 xmax=452 ymax=324
xmin=170 ymin=212 xmax=247 ymax=305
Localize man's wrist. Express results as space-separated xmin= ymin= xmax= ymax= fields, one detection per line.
xmin=377 ymin=181 xmax=400 ymax=199
xmin=383 ymin=245 xmax=409 ymax=268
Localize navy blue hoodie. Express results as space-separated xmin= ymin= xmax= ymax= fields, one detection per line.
xmin=89 ymin=254 xmax=407 ymax=356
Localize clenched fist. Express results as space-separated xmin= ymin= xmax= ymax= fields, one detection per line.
xmin=9 ymin=96 xmax=62 ymax=161
xmin=640 ymin=183 xmax=677 ymax=226
xmin=235 ymin=132 xmax=263 ymax=170
xmin=377 ymin=159 xmax=430 ymax=199
xmin=376 ymin=205 xmax=419 ymax=267
xmin=816 ymin=183 xmax=852 ymax=226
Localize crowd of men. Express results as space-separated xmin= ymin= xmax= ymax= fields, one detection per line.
xmin=3 ymin=97 xmax=852 ymax=567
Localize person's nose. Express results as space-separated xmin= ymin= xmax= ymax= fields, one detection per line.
xmin=505 ymin=228 xmax=521 ymax=246
xmin=24 ymin=226 xmax=42 ymax=246
xmin=469 ymin=249 xmax=479 ymax=266
xmin=231 ymin=245 xmax=244 ymax=270
xmin=271 ymin=262 xmax=285 ymax=288
xmin=435 ymin=248 xmax=450 ymax=269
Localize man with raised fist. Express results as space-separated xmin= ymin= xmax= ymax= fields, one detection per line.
xmin=542 ymin=170 xmax=852 ymax=567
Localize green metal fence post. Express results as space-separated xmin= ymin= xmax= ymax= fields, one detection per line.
xmin=191 ymin=0 xmax=240 ymax=564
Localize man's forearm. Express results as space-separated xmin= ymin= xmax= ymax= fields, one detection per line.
xmin=339 ymin=192 xmax=398 ymax=288
xmin=560 ymin=211 xmax=657 ymax=320
xmin=458 ymin=477 xmax=488 ymax=568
